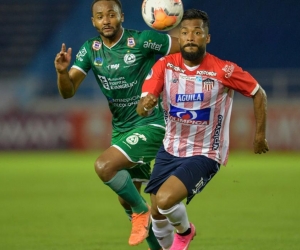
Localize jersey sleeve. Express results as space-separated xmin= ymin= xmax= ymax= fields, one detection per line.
xmin=71 ymin=41 xmax=91 ymax=74
xmin=221 ymin=62 xmax=259 ymax=97
xmin=142 ymin=57 xmax=167 ymax=97
xmin=139 ymin=30 xmax=171 ymax=56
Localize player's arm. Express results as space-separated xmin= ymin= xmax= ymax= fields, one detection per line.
xmin=54 ymin=43 xmax=86 ymax=99
xmin=252 ymin=86 xmax=269 ymax=154
xmin=221 ymin=62 xmax=269 ymax=153
xmin=140 ymin=30 xmax=179 ymax=56
xmin=137 ymin=59 xmax=165 ymax=117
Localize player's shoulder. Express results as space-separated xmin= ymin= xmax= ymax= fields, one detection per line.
xmin=205 ymin=53 xmax=246 ymax=80
xmin=81 ymin=36 xmax=102 ymax=48
xmin=204 ymin=53 xmax=239 ymax=74
xmin=123 ymin=28 xmax=141 ymax=37
xmin=123 ymin=28 xmax=157 ymax=37
xmin=125 ymin=28 xmax=168 ymax=40
xmin=205 ymin=53 xmax=237 ymax=67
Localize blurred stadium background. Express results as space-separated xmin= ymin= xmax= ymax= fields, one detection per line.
xmin=0 ymin=0 xmax=299 ymax=152
xmin=1 ymin=1 xmax=300 ymax=250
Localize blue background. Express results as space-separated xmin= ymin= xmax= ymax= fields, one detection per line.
xmin=0 ymin=0 xmax=299 ymax=98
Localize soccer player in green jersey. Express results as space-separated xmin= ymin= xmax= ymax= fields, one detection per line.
xmin=54 ymin=0 xmax=180 ymax=249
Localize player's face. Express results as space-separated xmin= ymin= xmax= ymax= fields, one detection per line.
xmin=91 ymin=0 xmax=124 ymax=39
xmin=179 ymin=19 xmax=210 ymax=62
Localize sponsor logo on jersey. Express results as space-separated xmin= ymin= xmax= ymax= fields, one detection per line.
xmin=222 ymin=64 xmax=235 ymax=78
xmin=107 ymin=64 xmax=120 ymax=70
xmin=92 ymin=41 xmax=102 ymax=50
xmin=176 ymin=93 xmax=204 ymax=102
xmin=145 ymin=69 xmax=153 ymax=80
xmin=172 ymin=78 xmax=179 ymax=83
xmin=196 ymin=75 xmax=202 ymax=82
xmin=94 ymin=57 xmax=103 ymax=66
xmin=127 ymin=37 xmax=135 ymax=47
xmin=97 ymin=75 xmax=110 ymax=90
xmin=196 ymin=70 xmax=217 ymax=77
xmin=169 ymin=104 xmax=211 ymax=125
xmin=124 ymin=53 xmax=136 ymax=64
xmin=179 ymin=74 xmax=196 ymax=81
xmin=76 ymin=47 xmax=87 ymax=62
xmin=212 ymin=115 xmax=223 ymax=150
xmin=202 ymin=78 xmax=214 ymax=91
xmin=167 ymin=63 xmax=185 ymax=73
xmin=143 ymin=40 xmax=163 ymax=51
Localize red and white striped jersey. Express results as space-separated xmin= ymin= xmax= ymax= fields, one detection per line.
xmin=142 ymin=52 xmax=259 ymax=165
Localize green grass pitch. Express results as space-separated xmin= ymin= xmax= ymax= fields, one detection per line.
xmin=1 ymin=151 xmax=299 ymax=250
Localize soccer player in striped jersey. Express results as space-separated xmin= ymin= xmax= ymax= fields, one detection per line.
xmin=137 ymin=9 xmax=269 ymax=250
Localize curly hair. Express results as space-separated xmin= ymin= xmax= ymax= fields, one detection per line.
xmin=181 ymin=9 xmax=210 ymax=29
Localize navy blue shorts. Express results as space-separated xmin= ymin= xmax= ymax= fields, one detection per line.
xmin=145 ymin=146 xmax=220 ymax=204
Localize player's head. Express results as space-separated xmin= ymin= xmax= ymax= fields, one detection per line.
xmin=178 ymin=9 xmax=211 ymax=63
xmin=91 ymin=0 xmax=124 ymax=39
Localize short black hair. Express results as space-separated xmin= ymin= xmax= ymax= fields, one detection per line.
xmin=181 ymin=9 xmax=210 ymax=29
xmin=91 ymin=0 xmax=123 ymax=14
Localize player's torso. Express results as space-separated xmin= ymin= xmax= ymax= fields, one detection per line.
xmin=164 ymin=55 xmax=231 ymax=125
xmin=162 ymin=54 xmax=233 ymax=161
xmin=84 ymin=30 xmax=166 ymax=131
xmin=89 ymin=36 xmax=152 ymax=102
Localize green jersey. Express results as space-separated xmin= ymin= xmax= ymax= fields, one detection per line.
xmin=72 ymin=29 xmax=170 ymax=132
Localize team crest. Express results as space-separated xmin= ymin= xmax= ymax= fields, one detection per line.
xmin=202 ymin=78 xmax=214 ymax=91
xmin=124 ymin=53 xmax=136 ymax=64
xmin=126 ymin=135 xmax=139 ymax=145
xmin=127 ymin=37 xmax=135 ymax=47
xmin=126 ymin=133 xmax=147 ymax=145
xmin=92 ymin=41 xmax=102 ymax=51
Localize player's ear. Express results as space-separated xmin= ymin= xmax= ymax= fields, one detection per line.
xmin=121 ymin=13 xmax=124 ymax=22
xmin=91 ymin=17 xmax=95 ymax=27
xmin=206 ymin=34 xmax=211 ymax=44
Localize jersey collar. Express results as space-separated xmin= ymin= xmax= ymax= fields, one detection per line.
xmin=102 ymin=28 xmax=124 ymax=50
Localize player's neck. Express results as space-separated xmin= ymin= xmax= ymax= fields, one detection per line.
xmin=101 ymin=28 xmax=124 ymax=48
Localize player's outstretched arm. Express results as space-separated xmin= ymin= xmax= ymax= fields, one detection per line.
xmin=136 ymin=94 xmax=158 ymax=117
xmin=54 ymin=43 xmax=85 ymax=99
xmin=252 ymin=86 xmax=269 ymax=154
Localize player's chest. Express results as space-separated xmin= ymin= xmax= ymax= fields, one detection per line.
xmin=165 ymin=73 xmax=227 ymax=104
xmin=90 ymin=47 xmax=144 ymax=76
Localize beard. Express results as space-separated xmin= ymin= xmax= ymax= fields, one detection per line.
xmin=99 ymin=28 xmax=118 ymax=39
xmin=180 ymin=44 xmax=206 ymax=61
xmin=98 ymin=22 xmax=122 ymax=39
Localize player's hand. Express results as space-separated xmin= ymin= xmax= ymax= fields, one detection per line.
xmin=253 ymin=135 xmax=269 ymax=154
xmin=136 ymin=93 xmax=158 ymax=117
xmin=142 ymin=93 xmax=158 ymax=111
xmin=54 ymin=43 xmax=72 ymax=74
